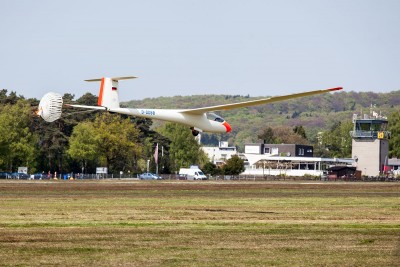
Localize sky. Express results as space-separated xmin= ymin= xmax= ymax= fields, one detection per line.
xmin=1 ymin=0 xmax=400 ymax=102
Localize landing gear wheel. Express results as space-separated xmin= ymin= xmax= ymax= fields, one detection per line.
xmin=190 ymin=127 xmax=200 ymax=136
xmin=192 ymin=130 xmax=200 ymax=136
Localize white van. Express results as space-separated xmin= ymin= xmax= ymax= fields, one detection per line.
xmin=179 ymin=166 xmax=207 ymax=180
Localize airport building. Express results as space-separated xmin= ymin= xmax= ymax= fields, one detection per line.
xmin=350 ymin=113 xmax=391 ymax=177
xmin=201 ymin=141 xmax=238 ymax=166
xmin=245 ymin=143 xmax=314 ymax=157
xmin=202 ymin=141 xmax=353 ymax=177
xmin=242 ymin=143 xmax=353 ymax=177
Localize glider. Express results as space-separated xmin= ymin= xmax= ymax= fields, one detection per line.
xmin=37 ymin=76 xmax=342 ymax=136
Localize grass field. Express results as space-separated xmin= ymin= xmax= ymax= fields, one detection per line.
xmin=0 ymin=180 xmax=399 ymax=266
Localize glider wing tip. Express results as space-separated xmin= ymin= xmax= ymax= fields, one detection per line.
xmin=329 ymin=87 xmax=343 ymax=91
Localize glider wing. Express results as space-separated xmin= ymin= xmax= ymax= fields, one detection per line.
xmin=180 ymin=87 xmax=342 ymax=115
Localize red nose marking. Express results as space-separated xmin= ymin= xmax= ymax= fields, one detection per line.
xmin=223 ymin=121 xmax=232 ymax=132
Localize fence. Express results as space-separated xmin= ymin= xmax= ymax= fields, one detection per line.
xmin=3 ymin=173 xmax=400 ymax=182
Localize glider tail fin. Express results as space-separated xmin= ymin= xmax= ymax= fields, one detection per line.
xmin=85 ymin=76 xmax=137 ymax=109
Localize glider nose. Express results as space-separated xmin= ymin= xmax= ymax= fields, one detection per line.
xmin=223 ymin=121 xmax=232 ymax=133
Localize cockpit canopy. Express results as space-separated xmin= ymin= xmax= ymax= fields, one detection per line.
xmin=207 ymin=112 xmax=224 ymax=123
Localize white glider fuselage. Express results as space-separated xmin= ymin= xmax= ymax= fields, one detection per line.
xmin=108 ymin=107 xmax=229 ymax=133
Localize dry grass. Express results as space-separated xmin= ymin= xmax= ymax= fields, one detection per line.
xmin=0 ymin=180 xmax=399 ymax=266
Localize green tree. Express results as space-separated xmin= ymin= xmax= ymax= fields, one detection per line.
xmin=257 ymin=126 xmax=309 ymax=145
xmin=67 ymin=113 xmax=142 ymax=174
xmin=201 ymin=133 xmax=220 ymax=146
xmin=76 ymin=93 xmax=98 ymax=106
xmin=34 ymin=117 xmax=70 ymax=173
xmin=67 ymin=122 xmax=99 ymax=173
xmin=0 ymin=100 xmax=37 ymax=172
xmin=293 ymin=125 xmax=307 ymax=139
xmin=223 ymin=155 xmax=245 ymax=176
xmin=319 ymin=121 xmax=353 ymax=158
xmin=273 ymin=126 xmax=309 ymax=145
xmin=158 ymin=123 xmax=207 ymax=172
xmin=388 ymin=111 xmax=400 ymax=158
xmin=92 ymin=113 xmax=142 ymax=173
xmin=202 ymin=161 xmax=221 ymax=176
xmin=257 ymin=127 xmax=275 ymax=143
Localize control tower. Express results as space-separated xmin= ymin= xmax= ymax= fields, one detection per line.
xmin=350 ymin=113 xmax=390 ymax=177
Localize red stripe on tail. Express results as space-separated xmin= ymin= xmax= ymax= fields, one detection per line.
xmin=98 ymin=78 xmax=105 ymax=106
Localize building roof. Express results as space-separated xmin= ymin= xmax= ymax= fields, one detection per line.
xmin=243 ymin=154 xmax=354 ymax=166
xmin=388 ymin=158 xmax=400 ymax=166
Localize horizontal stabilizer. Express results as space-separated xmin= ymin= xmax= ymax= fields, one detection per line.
xmin=85 ymin=76 xmax=137 ymax=82
xmin=65 ymin=104 xmax=107 ymax=110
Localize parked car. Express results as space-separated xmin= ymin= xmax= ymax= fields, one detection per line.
xmin=0 ymin=172 xmax=11 ymax=179
xmin=139 ymin=173 xmax=162 ymax=180
xmin=11 ymin=172 xmax=30 ymax=179
xmin=32 ymin=173 xmax=50 ymax=180
xmin=177 ymin=174 xmax=187 ymax=180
